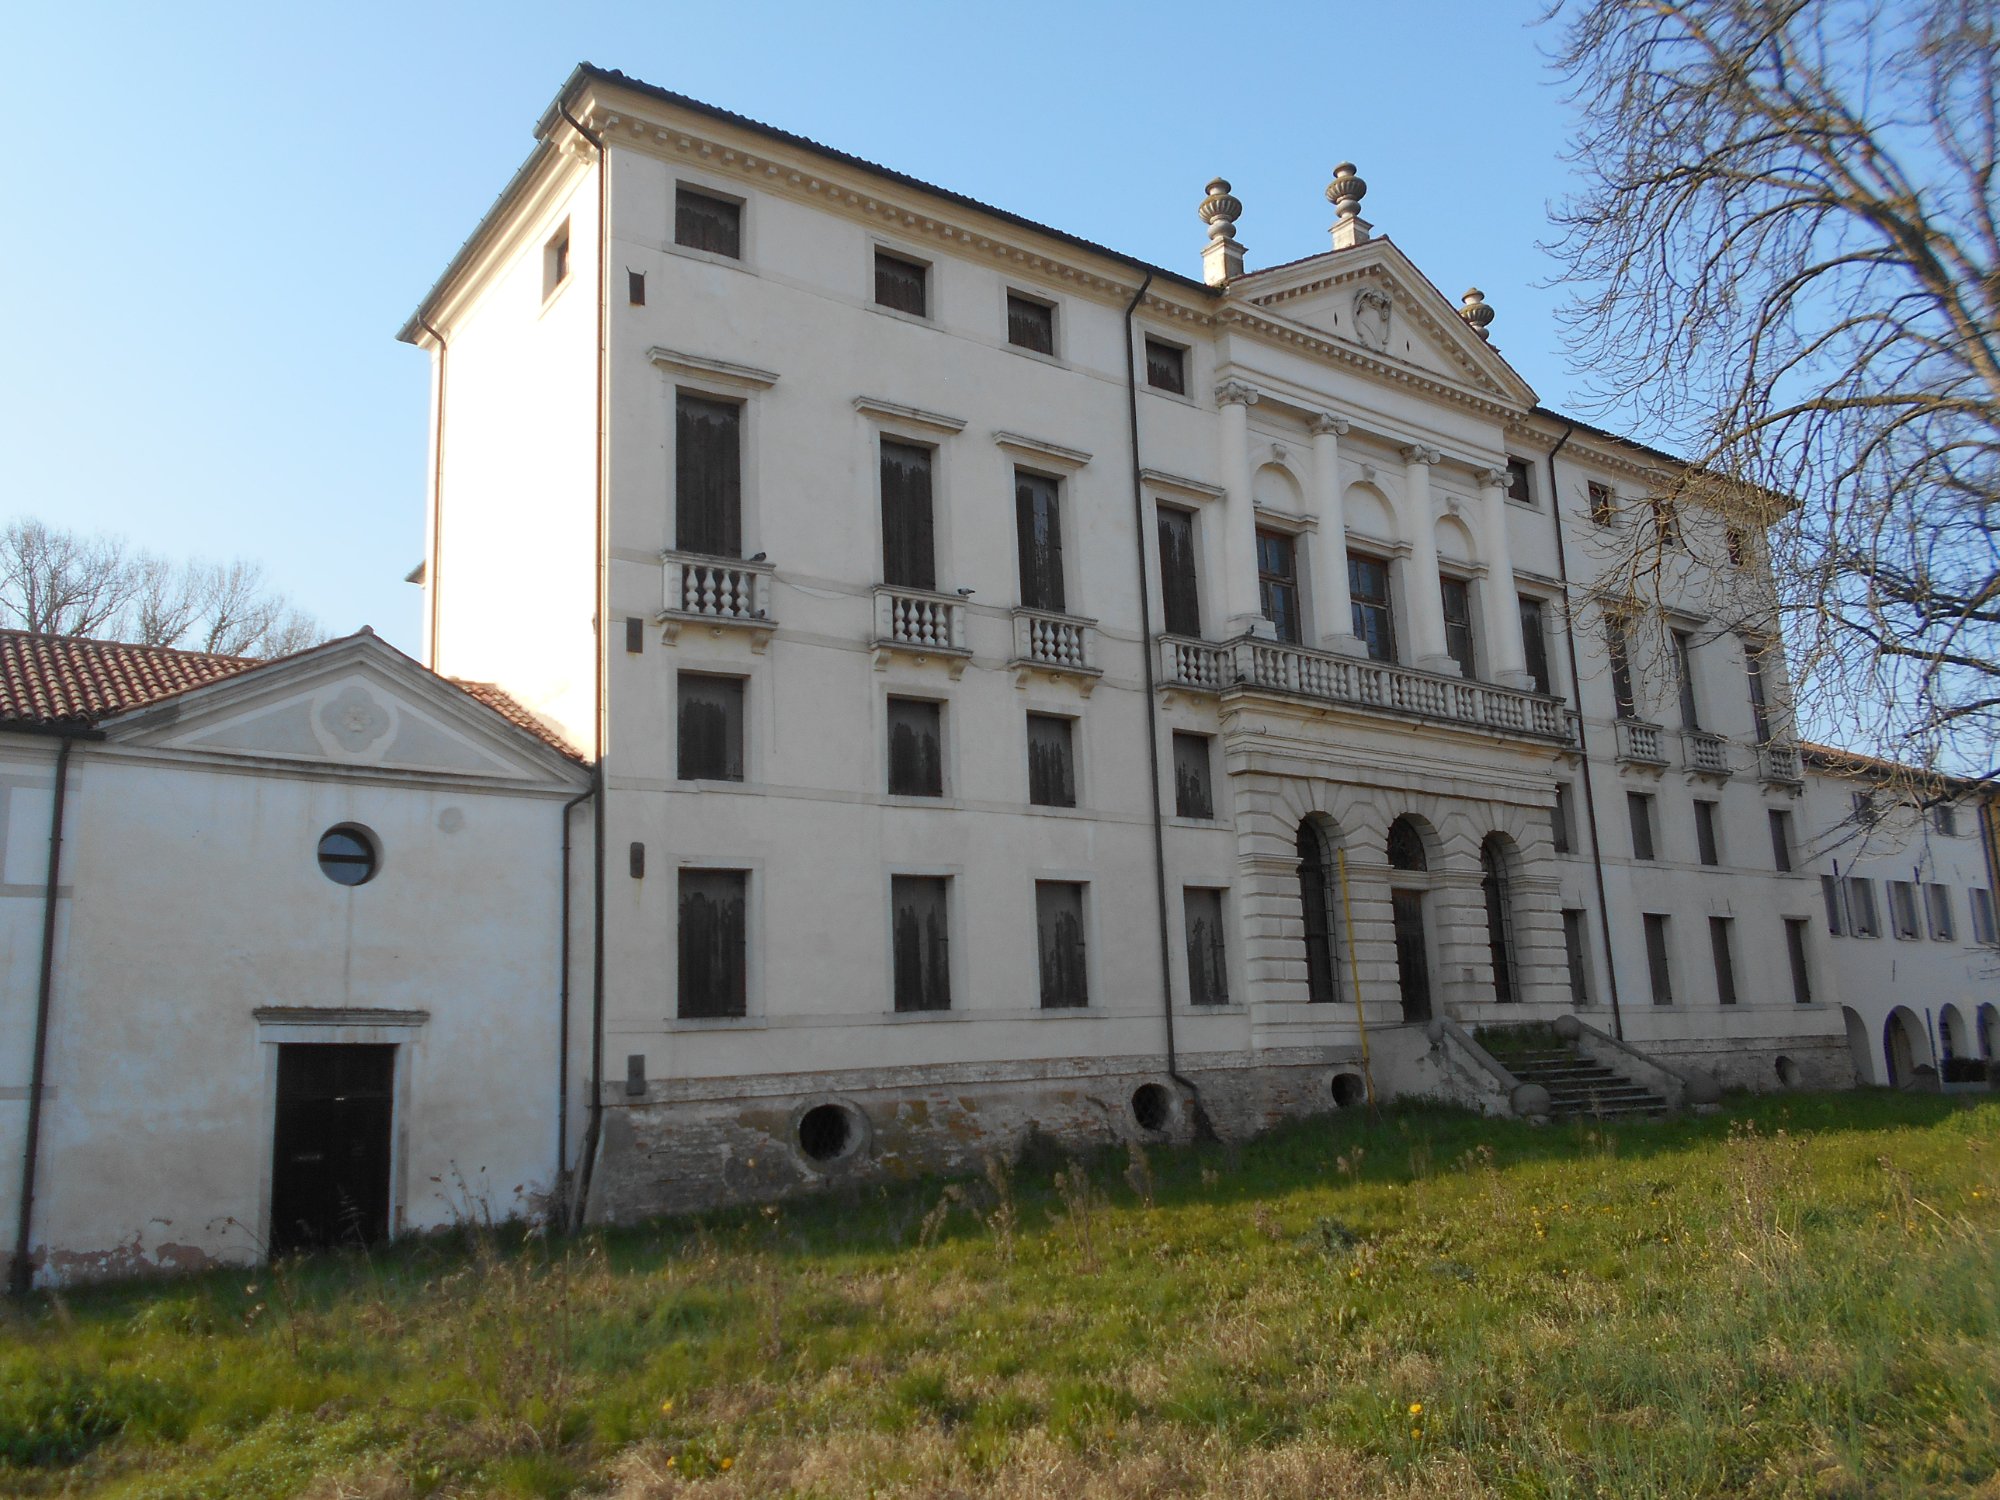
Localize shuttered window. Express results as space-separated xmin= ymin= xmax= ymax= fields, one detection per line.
xmin=1441 ymin=576 xmax=1476 ymax=680
xmin=875 ymin=250 xmax=928 ymax=316
xmin=1627 ymin=792 xmax=1656 ymax=861
xmin=1694 ymin=799 xmax=1720 ymax=865
xmin=1821 ymin=874 xmax=1847 ymax=936
xmin=674 ymin=187 xmax=742 ymax=257
xmin=1608 ymin=620 xmax=1638 ymax=719
xmin=1709 ymin=917 xmax=1738 ymax=1005
xmin=1673 ymin=630 xmax=1701 ymax=729
xmin=1172 ymin=732 xmax=1214 ymax=819
xmin=1349 ymin=554 xmax=1394 ymax=662
xmin=1145 ymin=338 xmax=1186 ymax=394
xmin=676 ymin=673 xmax=744 ymax=781
xmin=1184 ymin=888 xmax=1228 ymax=1006
xmin=1014 ymin=470 xmax=1066 ymax=611
xmin=675 ymin=394 xmax=742 ymax=558
xmin=891 ymin=875 xmax=951 ymax=1012
xmin=1769 ymin=809 xmax=1794 ymax=871
xmin=879 ymin=440 xmax=936 ymax=590
xmin=1036 ymin=881 xmax=1089 ymax=1009
xmin=1006 ymin=293 xmax=1055 ymax=354
xmin=1157 ymin=505 xmax=1202 ymax=636
xmin=1926 ymin=884 xmax=1955 ymax=941
xmin=1518 ymin=595 xmax=1551 ymax=695
xmin=678 ymin=870 xmax=747 ymax=1019
xmin=1643 ymin=913 xmax=1674 ymax=1005
xmin=1026 ymin=713 xmax=1075 ymax=808
xmin=1745 ymin=648 xmax=1772 ymax=743
xmin=1562 ymin=909 xmax=1591 ymax=1004
xmin=1785 ymin=919 xmax=1813 ymax=1003
xmin=887 ymin=697 xmax=943 ymax=797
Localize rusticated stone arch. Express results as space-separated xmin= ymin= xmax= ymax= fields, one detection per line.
xmin=1480 ymin=832 xmax=1524 ymax=1004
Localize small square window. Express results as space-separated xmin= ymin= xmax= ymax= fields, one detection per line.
xmin=544 ymin=221 xmax=571 ymax=300
xmin=887 ymin=697 xmax=944 ymax=797
xmin=1505 ymin=458 xmax=1533 ymax=504
xmin=1026 ymin=713 xmax=1076 ymax=808
xmin=677 ymin=673 xmax=744 ymax=781
xmin=875 ymin=249 xmax=928 ymax=316
xmin=1173 ymin=731 xmax=1214 ymax=819
xmin=1006 ymin=292 xmax=1056 ymax=355
xmin=1145 ymin=337 xmax=1187 ymax=395
xmin=675 ymin=186 xmax=742 ymax=258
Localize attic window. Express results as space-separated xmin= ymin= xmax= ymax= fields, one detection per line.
xmin=317 ymin=825 xmax=379 ymax=887
xmin=675 ymin=186 xmax=742 ymax=258
xmin=543 ymin=221 xmax=571 ymax=301
xmin=1505 ymin=458 xmax=1533 ymax=505
xmin=1145 ymin=338 xmax=1187 ymax=395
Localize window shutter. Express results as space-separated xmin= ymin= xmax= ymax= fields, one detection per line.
xmin=1157 ymin=508 xmax=1201 ymax=636
xmin=1015 ymin=472 xmax=1065 ymax=612
xmin=880 ymin=442 xmax=936 ymax=590
xmin=675 ymin=396 xmax=742 ymax=558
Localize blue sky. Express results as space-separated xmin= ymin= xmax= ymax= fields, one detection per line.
xmin=3 ymin=1 xmax=1584 ymax=656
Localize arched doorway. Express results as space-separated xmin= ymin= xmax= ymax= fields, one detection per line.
xmin=1387 ymin=815 xmax=1433 ymax=1023
xmin=1978 ymin=1003 xmax=1998 ymax=1060
xmin=1883 ymin=1007 xmax=1921 ymax=1088
xmin=1841 ymin=1006 xmax=1875 ymax=1084
xmin=1939 ymin=1003 xmax=1968 ymax=1062
xmin=1480 ymin=834 xmax=1519 ymax=1004
xmin=1295 ymin=818 xmax=1341 ymax=1004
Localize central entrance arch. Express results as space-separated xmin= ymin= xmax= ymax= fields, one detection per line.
xmin=1387 ymin=816 xmax=1434 ymax=1023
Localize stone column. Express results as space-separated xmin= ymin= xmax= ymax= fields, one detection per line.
xmin=1400 ymin=444 xmax=1452 ymax=671
xmin=1478 ymin=467 xmax=1531 ymax=687
xmin=1218 ymin=382 xmax=1266 ymax=639
xmin=1311 ymin=414 xmax=1364 ymax=655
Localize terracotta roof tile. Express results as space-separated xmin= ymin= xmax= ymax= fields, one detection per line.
xmin=447 ymin=678 xmax=585 ymax=761
xmin=0 ymin=630 xmax=258 ymax=728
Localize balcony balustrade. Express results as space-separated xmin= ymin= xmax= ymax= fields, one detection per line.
xmin=872 ymin=585 xmax=971 ymax=675
xmin=1684 ymin=730 xmax=1731 ymax=778
xmin=659 ymin=551 xmax=776 ymax=649
xmin=1758 ymin=741 xmax=1804 ymax=786
xmin=1009 ymin=608 xmax=1100 ymax=693
xmin=1614 ymin=718 xmax=1671 ymax=769
xmin=1156 ymin=633 xmax=1567 ymax=741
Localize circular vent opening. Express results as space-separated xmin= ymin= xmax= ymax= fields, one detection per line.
xmin=1775 ymin=1055 xmax=1801 ymax=1089
xmin=798 ymin=1104 xmax=856 ymax=1163
xmin=1330 ymin=1072 xmax=1366 ymax=1109
xmin=1130 ymin=1082 xmax=1171 ymax=1133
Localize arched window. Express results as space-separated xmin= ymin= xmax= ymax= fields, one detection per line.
xmin=1481 ymin=835 xmax=1518 ymax=1004
xmin=1387 ymin=816 xmax=1427 ymax=872
xmin=1296 ymin=820 xmax=1340 ymax=1003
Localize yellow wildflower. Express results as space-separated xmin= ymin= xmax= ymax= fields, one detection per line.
xmin=660 ymin=1399 xmax=674 ymax=1414
xmin=721 ymin=1456 xmax=734 ymax=1471
xmin=1409 ymin=1402 xmax=1423 ymax=1416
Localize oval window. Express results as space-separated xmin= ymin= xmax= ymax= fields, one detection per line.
xmin=317 ymin=825 xmax=379 ymax=887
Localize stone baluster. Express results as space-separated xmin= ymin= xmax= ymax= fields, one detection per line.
xmin=1310 ymin=414 xmax=1364 ymax=655
xmin=1400 ymin=444 xmax=1452 ymax=671
xmin=1477 ymin=468 xmax=1531 ymax=687
xmin=1218 ymin=381 xmax=1267 ymax=638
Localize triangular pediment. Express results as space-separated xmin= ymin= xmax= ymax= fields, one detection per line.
xmin=99 ymin=634 xmax=585 ymax=788
xmin=1227 ymin=238 xmax=1537 ymax=409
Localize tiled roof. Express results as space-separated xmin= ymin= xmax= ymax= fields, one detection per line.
xmin=0 ymin=630 xmax=257 ymax=728
xmin=449 ymin=678 xmax=584 ymax=761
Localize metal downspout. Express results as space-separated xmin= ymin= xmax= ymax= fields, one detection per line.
xmin=1544 ymin=423 xmax=1627 ymax=1040
xmin=418 ymin=317 xmax=448 ymax=669
xmin=10 ymin=735 xmax=76 ymax=1296
xmin=556 ymin=784 xmax=593 ymax=1217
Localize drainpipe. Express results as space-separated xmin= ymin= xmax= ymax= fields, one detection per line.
xmin=1544 ymin=423 xmax=1627 ymax=1040
xmin=557 ymin=98 xmax=611 ymax=1228
xmin=10 ymin=732 xmax=85 ymax=1296
xmin=555 ymin=783 xmax=593 ymax=1218
xmin=1124 ymin=274 xmax=1214 ymax=1136
xmin=418 ymin=317 xmax=448 ymax=669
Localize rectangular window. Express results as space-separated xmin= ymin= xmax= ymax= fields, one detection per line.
xmin=1518 ymin=595 xmax=1552 ymax=696
xmin=1768 ymin=809 xmax=1793 ymax=872
xmin=1157 ymin=505 xmax=1202 ymax=637
xmin=1184 ymin=887 xmax=1229 ymax=1006
xmin=1014 ymin=470 xmax=1066 ymax=612
xmin=1505 ymin=457 xmax=1533 ymax=504
xmin=1588 ymin=481 xmax=1615 ymax=524
xmin=674 ymin=186 xmax=742 ymax=257
xmin=1607 ymin=620 xmax=1638 ymax=720
xmin=1709 ymin=916 xmax=1739 ymax=1005
xmin=1256 ymin=529 xmax=1302 ymax=644
xmin=879 ymin=439 xmax=936 ymax=590
xmin=1694 ymin=799 xmax=1720 ymax=866
xmin=1644 ymin=913 xmax=1674 ymax=1005
xmin=1745 ymin=646 xmax=1772 ymax=744
xmin=1785 ymin=919 xmax=1814 ymax=1004
xmin=1926 ymin=883 xmax=1955 ymax=941
xmin=1672 ymin=630 xmax=1700 ymax=730
xmin=1026 ymin=713 xmax=1076 ymax=808
xmin=1852 ymin=790 xmax=1878 ymax=826
xmin=1821 ymin=874 xmax=1846 ymax=936
xmin=1562 ymin=908 xmax=1592 ymax=1004
xmin=1172 ymin=731 xmax=1214 ymax=819
xmin=1144 ymin=337 xmax=1186 ymax=394
xmin=675 ymin=394 xmax=742 ymax=557
xmin=1006 ymin=292 xmax=1055 ymax=355
xmin=1726 ymin=525 xmax=1747 ymax=567
xmin=886 ymin=697 xmax=943 ymax=797
xmin=677 ymin=869 xmax=747 ymax=1019
xmin=1932 ymin=803 xmax=1959 ymax=837
xmin=676 ymin=673 xmax=744 ymax=781
xmin=1440 ymin=576 xmax=1476 ymax=680
xmin=874 ymin=249 xmax=928 ymax=316
xmin=1552 ymin=782 xmax=1574 ymax=855
xmin=543 ymin=220 xmax=570 ymax=299
xmin=891 ymin=875 xmax=951 ymax=1012
xmin=1971 ymin=887 xmax=1996 ymax=945
xmin=1627 ymin=791 xmax=1657 ymax=862
xmin=628 ymin=270 xmax=646 ymax=305
xmin=1349 ymin=553 xmax=1394 ymax=662
xmin=1888 ymin=880 xmax=1922 ymax=940
xmin=1035 ymin=881 xmax=1089 ymax=1009
xmin=1846 ymin=877 xmax=1881 ymax=938
xmin=1653 ymin=497 xmax=1681 ymax=547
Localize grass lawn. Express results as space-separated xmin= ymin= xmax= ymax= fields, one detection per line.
xmin=3 ymin=1090 xmax=1997 ymax=1499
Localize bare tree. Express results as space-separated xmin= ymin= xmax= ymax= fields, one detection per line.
xmin=1545 ymin=0 xmax=2000 ymax=785
xmin=0 ymin=518 xmax=325 ymax=658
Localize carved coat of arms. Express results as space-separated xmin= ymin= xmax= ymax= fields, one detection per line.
xmin=1352 ymin=286 xmax=1392 ymax=351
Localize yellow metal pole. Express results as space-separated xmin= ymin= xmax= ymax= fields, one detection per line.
xmin=1335 ymin=847 xmax=1377 ymax=1113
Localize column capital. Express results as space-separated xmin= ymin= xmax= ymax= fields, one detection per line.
xmin=1309 ymin=412 xmax=1350 ymax=437
xmin=1400 ymin=443 xmax=1442 ymax=466
xmin=1216 ymin=380 xmax=1261 ymax=408
xmin=1476 ymin=467 xmax=1510 ymax=491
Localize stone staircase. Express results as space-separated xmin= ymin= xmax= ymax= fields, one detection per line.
xmin=1503 ymin=1046 xmax=1670 ymax=1120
